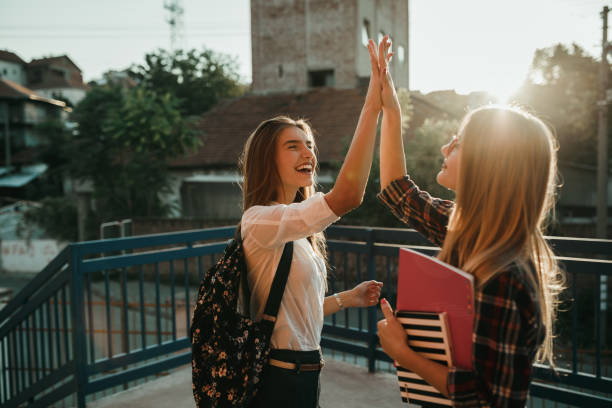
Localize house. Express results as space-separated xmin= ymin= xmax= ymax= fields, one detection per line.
xmin=166 ymin=0 xmax=416 ymax=220
xmin=26 ymin=55 xmax=87 ymax=107
xmin=0 ymin=78 xmax=67 ymax=198
xmin=0 ymin=50 xmax=27 ymax=86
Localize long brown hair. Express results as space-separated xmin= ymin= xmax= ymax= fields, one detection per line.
xmin=437 ymin=106 xmax=564 ymax=366
xmin=239 ymin=116 xmax=327 ymax=261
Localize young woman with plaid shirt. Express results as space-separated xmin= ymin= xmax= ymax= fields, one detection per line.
xmin=374 ymin=47 xmax=564 ymax=407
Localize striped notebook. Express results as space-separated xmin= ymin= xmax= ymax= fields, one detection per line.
xmin=395 ymin=311 xmax=453 ymax=407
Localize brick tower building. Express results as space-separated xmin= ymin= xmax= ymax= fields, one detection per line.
xmin=250 ymin=0 xmax=409 ymax=94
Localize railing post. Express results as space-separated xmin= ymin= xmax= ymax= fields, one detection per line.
xmin=365 ymin=228 xmax=378 ymax=373
xmin=70 ymin=245 xmax=88 ymax=407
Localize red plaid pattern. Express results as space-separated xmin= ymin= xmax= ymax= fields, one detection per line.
xmin=378 ymin=176 xmax=543 ymax=408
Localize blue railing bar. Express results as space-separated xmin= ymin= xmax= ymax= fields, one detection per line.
xmin=532 ymin=365 xmax=612 ymax=393
xmin=322 ymin=324 xmax=370 ymax=341
xmin=571 ymin=271 xmax=577 ymax=374
xmin=170 ymin=261 xmax=176 ymax=340
xmin=80 ymin=242 xmax=227 ymax=273
xmin=0 ymin=268 xmax=70 ymax=340
xmin=546 ymin=236 xmax=612 ymax=256
xmin=530 ymin=382 xmax=612 ymax=407
xmin=596 ymin=273 xmax=602 ymax=378
xmin=53 ymin=292 xmax=61 ymax=369
xmin=139 ymin=265 xmax=146 ymax=350
xmin=155 ymin=262 xmax=162 ymax=346
xmin=45 ymin=299 xmax=54 ymax=371
xmin=185 ymin=258 xmax=190 ymax=334
xmin=330 ymin=250 xmax=337 ymax=326
xmin=0 ymin=246 xmax=70 ymax=324
xmin=17 ymin=321 xmax=25 ymax=395
xmin=373 ymin=243 xmax=439 ymax=257
xmin=85 ymin=351 xmax=191 ymax=395
xmin=70 ymin=245 xmax=88 ymax=408
xmin=25 ymin=316 xmax=33 ymax=387
xmin=366 ymin=228 xmax=378 ymax=373
xmin=2 ymin=338 xmax=7 ymax=403
xmin=343 ymin=252 xmax=349 ymax=329
xmin=87 ymin=338 xmax=190 ymax=375
xmin=556 ymin=257 xmax=612 ymax=276
xmin=121 ymin=267 xmax=129 ymax=355
xmin=86 ymin=273 xmax=94 ymax=364
xmin=27 ymin=377 xmax=77 ymax=408
xmin=104 ymin=270 xmax=112 ymax=358
xmin=197 ymin=255 xmax=204 ymax=285
xmin=3 ymin=362 xmax=74 ymax=408
xmin=357 ymin=252 xmax=362 ymax=331
xmin=328 ymin=240 xmax=369 ymax=254
xmin=32 ymin=310 xmax=47 ymax=381
xmin=373 ymin=228 xmax=435 ymax=246
xmin=61 ymin=287 xmax=69 ymax=363
xmin=326 ymin=225 xmax=376 ymax=240
xmin=320 ymin=337 xmax=370 ymax=357
xmin=74 ymin=226 xmax=235 ymax=256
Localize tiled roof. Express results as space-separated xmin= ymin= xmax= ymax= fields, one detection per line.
xmin=170 ymin=87 xmax=450 ymax=170
xmin=0 ymin=78 xmax=66 ymax=107
xmin=0 ymin=50 xmax=26 ymax=65
xmin=28 ymin=55 xmax=82 ymax=72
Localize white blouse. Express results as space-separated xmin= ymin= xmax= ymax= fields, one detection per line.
xmin=240 ymin=192 xmax=339 ymax=351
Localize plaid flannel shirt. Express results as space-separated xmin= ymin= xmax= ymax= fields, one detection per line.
xmin=378 ymin=176 xmax=543 ymax=408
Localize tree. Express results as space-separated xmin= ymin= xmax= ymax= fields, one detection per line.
xmin=129 ymin=48 xmax=245 ymax=116
xmin=71 ymin=85 xmax=199 ymax=222
xmin=512 ymin=43 xmax=604 ymax=165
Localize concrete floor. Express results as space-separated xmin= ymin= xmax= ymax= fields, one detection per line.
xmin=88 ymin=357 xmax=408 ymax=408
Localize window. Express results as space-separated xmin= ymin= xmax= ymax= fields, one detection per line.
xmin=397 ymin=45 xmax=405 ymax=64
xmin=308 ymin=70 xmax=335 ymax=88
xmin=361 ymin=19 xmax=371 ymax=46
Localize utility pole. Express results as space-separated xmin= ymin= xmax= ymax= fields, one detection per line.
xmin=596 ymin=3 xmax=610 ymax=364
xmin=597 ymin=5 xmax=610 ymax=239
xmin=164 ymin=0 xmax=184 ymax=52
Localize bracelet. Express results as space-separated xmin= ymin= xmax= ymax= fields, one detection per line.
xmin=333 ymin=293 xmax=344 ymax=310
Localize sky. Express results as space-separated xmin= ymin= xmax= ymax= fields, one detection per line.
xmin=0 ymin=0 xmax=606 ymax=101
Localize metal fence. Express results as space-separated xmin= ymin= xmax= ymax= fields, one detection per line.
xmin=0 ymin=226 xmax=610 ymax=407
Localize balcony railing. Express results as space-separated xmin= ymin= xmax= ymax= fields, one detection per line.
xmin=0 ymin=226 xmax=610 ymax=407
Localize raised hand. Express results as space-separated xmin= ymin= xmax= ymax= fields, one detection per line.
xmin=365 ymin=38 xmax=383 ymax=112
xmin=378 ymin=36 xmax=400 ymax=113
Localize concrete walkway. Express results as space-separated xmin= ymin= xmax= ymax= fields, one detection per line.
xmin=89 ymin=357 xmax=407 ymax=408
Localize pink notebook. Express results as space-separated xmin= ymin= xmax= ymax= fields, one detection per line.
xmin=397 ymin=248 xmax=474 ymax=370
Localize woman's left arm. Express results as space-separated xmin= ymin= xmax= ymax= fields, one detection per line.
xmin=323 ymin=280 xmax=383 ymax=316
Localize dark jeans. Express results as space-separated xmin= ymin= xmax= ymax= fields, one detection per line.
xmin=250 ymin=349 xmax=322 ymax=408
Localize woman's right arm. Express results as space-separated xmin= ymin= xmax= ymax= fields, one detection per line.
xmin=379 ymin=45 xmax=406 ymax=191
xmin=323 ymin=38 xmax=387 ymax=217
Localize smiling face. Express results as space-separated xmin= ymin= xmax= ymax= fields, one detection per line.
xmin=274 ymin=126 xmax=317 ymax=204
xmin=436 ymin=134 xmax=461 ymax=191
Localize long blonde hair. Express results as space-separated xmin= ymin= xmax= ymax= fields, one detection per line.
xmin=437 ymin=106 xmax=564 ymax=366
xmin=239 ymin=116 xmax=327 ymax=261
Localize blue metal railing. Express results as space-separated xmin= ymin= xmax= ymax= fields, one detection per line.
xmin=0 ymin=225 xmax=610 ymax=407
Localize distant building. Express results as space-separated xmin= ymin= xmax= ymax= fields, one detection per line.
xmin=0 ymin=50 xmax=27 ymax=86
xmin=26 ymin=55 xmax=87 ymax=107
xmin=251 ymin=0 xmax=409 ymax=94
xmin=0 ymin=78 xmax=67 ymax=197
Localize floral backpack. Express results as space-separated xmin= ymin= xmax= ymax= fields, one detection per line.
xmin=190 ymin=227 xmax=293 ymax=408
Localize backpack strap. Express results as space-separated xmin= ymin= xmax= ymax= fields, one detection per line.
xmin=260 ymin=241 xmax=294 ymax=335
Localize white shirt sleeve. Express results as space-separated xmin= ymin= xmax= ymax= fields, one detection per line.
xmin=241 ymin=192 xmax=339 ymax=248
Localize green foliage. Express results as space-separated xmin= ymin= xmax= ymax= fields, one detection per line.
xmin=512 ymin=43 xmax=604 ymax=165
xmin=70 ymin=85 xmax=199 ymax=222
xmin=22 ymin=197 xmax=78 ymax=242
xmin=129 ymin=48 xmax=244 ymax=116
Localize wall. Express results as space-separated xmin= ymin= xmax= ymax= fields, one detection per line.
xmin=0 ymin=61 xmax=26 ymax=85
xmin=0 ymin=239 xmax=65 ymax=273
